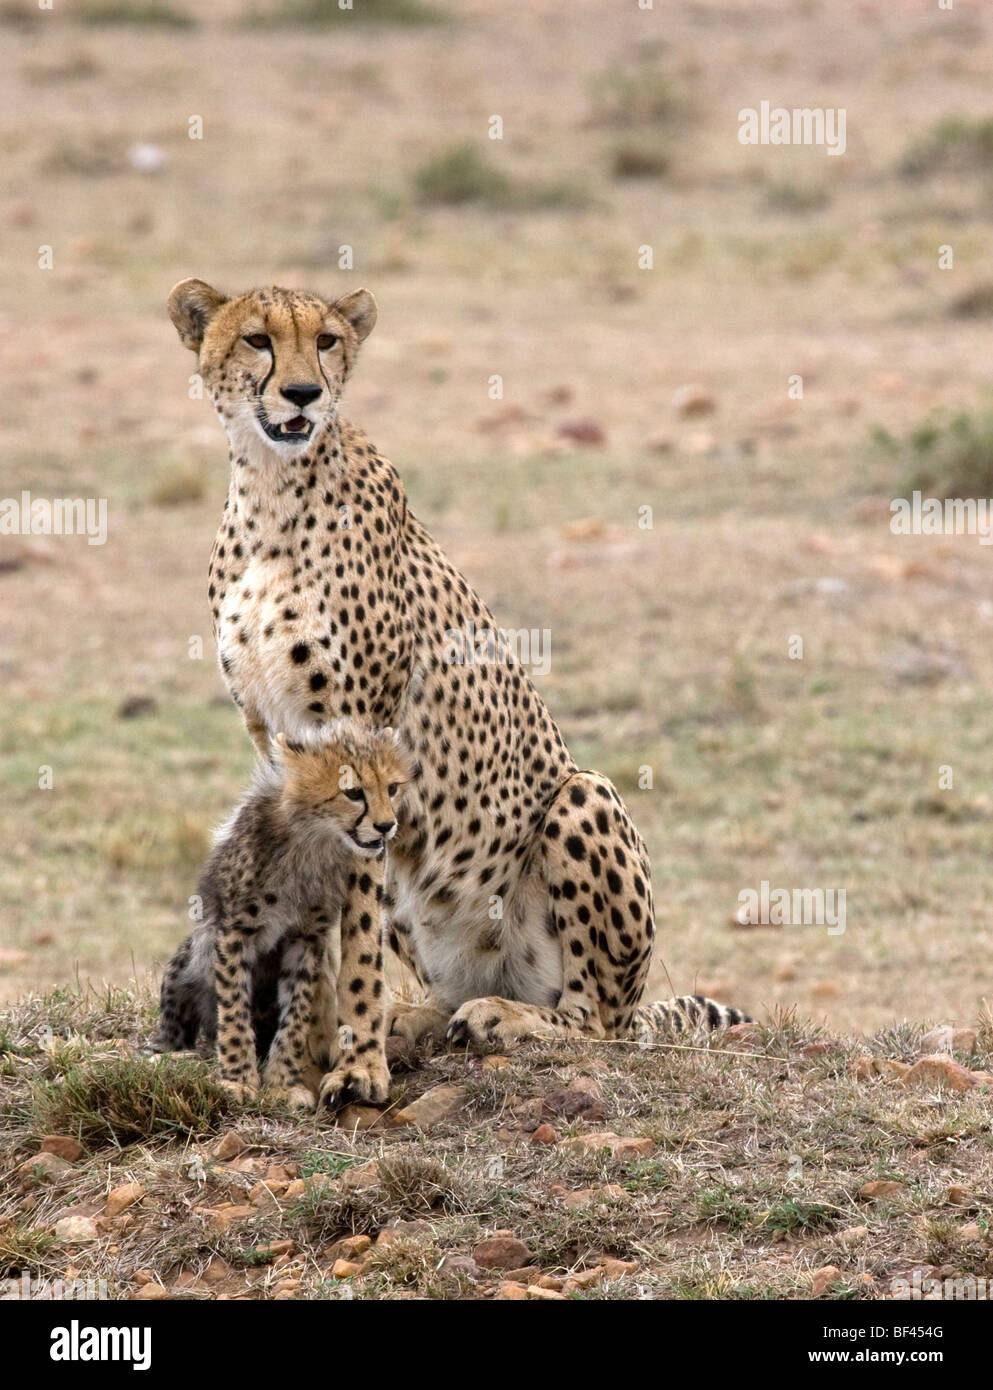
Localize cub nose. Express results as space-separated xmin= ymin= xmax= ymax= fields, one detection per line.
xmin=281 ymin=383 xmax=321 ymax=408
xmin=373 ymin=820 xmax=396 ymax=836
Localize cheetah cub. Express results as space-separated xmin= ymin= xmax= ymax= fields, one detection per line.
xmin=151 ymin=722 xmax=410 ymax=1111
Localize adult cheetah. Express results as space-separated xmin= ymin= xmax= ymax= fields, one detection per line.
xmin=168 ymin=279 xmax=748 ymax=1082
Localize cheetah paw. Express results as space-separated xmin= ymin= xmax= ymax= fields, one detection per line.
xmin=318 ymin=1057 xmax=391 ymax=1113
xmin=217 ymin=1077 xmax=259 ymax=1103
xmin=267 ymin=1083 xmax=317 ymax=1112
xmin=445 ymin=997 xmax=558 ymax=1052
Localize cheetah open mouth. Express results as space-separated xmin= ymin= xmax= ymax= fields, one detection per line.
xmin=257 ymin=409 xmax=314 ymax=444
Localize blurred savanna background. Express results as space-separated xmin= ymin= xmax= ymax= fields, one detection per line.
xmin=2 ymin=0 xmax=993 ymax=1035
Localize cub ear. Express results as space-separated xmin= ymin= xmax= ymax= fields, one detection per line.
xmin=273 ymin=732 xmax=292 ymax=759
xmin=168 ymin=278 xmax=228 ymax=353
xmin=333 ymin=288 xmax=377 ymax=344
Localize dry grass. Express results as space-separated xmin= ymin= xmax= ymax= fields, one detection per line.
xmin=1 ymin=986 xmax=991 ymax=1300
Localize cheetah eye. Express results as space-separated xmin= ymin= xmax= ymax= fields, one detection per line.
xmin=343 ymin=787 xmax=365 ymax=802
xmin=243 ymin=333 xmax=271 ymax=351
xmin=316 ymin=334 xmax=338 ymax=351
xmin=387 ymin=783 xmax=398 ymax=797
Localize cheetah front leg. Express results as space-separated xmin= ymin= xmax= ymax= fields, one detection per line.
xmin=318 ymin=859 xmax=391 ymax=1112
xmin=264 ymin=932 xmax=324 ymax=1110
xmin=214 ymin=918 xmax=261 ymax=1096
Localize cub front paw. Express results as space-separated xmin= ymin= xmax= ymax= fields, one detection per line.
xmin=318 ymin=1057 xmax=391 ymax=1113
xmin=217 ymin=1076 xmax=259 ymax=1103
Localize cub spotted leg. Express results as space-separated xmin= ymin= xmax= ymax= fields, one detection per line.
xmin=318 ymin=859 xmax=391 ymax=1111
xmin=214 ymin=915 xmax=261 ymax=1095
xmin=264 ymin=932 xmax=324 ymax=1110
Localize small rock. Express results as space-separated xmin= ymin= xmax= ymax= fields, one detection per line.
xmin=40 ymin=1136 xmax=83 ymax=1162
xmin=684 ymin=431 xmax=715 ymax=456
xmin=375 ymin=1220 xmax=428 ymax=1249
xmin=439 ymin=1254 xmax=481 ymax=1280
xmin=200 ymin=1204 xmax=254 ymax=1233
xmin=496 ymin=1282 xmax=528 ymax=1300
xmin=565 ymin=1266 xmax=603 ymax=1290
xmin=530 ymin=1124 xmax=557 ymax=1145
xmin=945 ymin=1186 xmax=972 ymax=1207
xmin=134 ymin=1269 xmax=155 ymax=1286
xmin=273 ymin=1278 xmax=302 ymax=1298
xmin=540 ymin=1089 xmax=606 ymax=1122
xmin=326 ymin=1234 xmax=371 ymax=1262
xmin=811 ymin=1265 xmax=842 ymax=1297
xmin=501 ymin=1266 xmax=542 ymax=1284
xmin=202 ymin=1257 xmax=231 ymax=1285
xmin=556 ymin=418 xmax=606 ymax=447
xmin=537 ymin=1274 xmax=564 ymax=1290
xmin=480 ymin=1054 xmax=510 ymax=1071
xmin=341 ymin=1159 xmax=381 ymax=1191
xmin=801 ymin=1041 xmax=839 ymax=1058
xmin=672 ymin=384 xmax=716 ymax=417
xmin=133 ymin=1282 xmax=170 ymax=1301
xmin=526 ymin=1285 xmax=567 ymax=1299
xmin=920 ymin=1027 xmax=977 ymax=1057
xmin=104 ymin=1182 xmax=144 ymax=1220
xmin=601 ymin=1257 xmax=638 ymax=1277
xmin=212 ymin=1132 xmax=247 ymax=1161
xmin=838 ymin=1225 xmax=869 ymax=1247
xmin=53 ymin=1216 xmax=99 ymax=1243
xmin=336 ymin=1104 xmax=383 ymax=1132
xmin=472 ymin=1237 xmax=533 ymax=1270
xmin=116 ymin=695 xmax=158 ymax=719
xmin=128 ymin=143 xmax=167 ymax=175
xmin=562 ymin=1132 xmax=653 ymax=1160
xmin=902 ymin=1055 xmax=977 ymax=1094
xmin=391 ymin=1084 xmax=466 ymax=1130
xmin=859 ymin=1181 xmax=905 ymax=1200
xmin=331 ymin=1259 xmax=364 ymax=1280
xmin=959 ymin=1223 xmax=982 ymax=1240
xmin=18 ymin=1152 xmax=73 ymax=1183
xmin=249 ymin=1179 xmax=290 ymax=1208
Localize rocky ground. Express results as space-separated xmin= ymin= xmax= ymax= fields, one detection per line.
xmin=2 ymin=986 xmax=992 ymax=1301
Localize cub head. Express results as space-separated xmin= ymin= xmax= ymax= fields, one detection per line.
xmin=273 ymin=724 xmax=411 ymax=858
xmin=167 ymin=280 xmax=376 ymax=457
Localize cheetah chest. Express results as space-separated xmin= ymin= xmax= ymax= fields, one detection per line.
xmin=216 ymin=555 xmax=334 ymax=741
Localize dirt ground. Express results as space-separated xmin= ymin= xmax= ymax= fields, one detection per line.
xmin=3 ymin=0 xmax=993 ymax=1046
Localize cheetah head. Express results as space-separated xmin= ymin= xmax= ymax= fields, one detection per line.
xmin=273 ymin=725 xmax=412 ymax=858
xmin=167 ymin=280 xmax=377 ymax=457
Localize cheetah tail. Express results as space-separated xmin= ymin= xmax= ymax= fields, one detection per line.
xmin=631 ymin=994 xmax=753 ymax=1042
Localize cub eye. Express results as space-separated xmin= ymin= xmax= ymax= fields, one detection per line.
xmin=387 ymin=783 xmax=398 ymax=797
xmin=316 ymin=333 xmax=338 ymax=351
xmin=243 ymin=333 xmax=271 ymax=350
xmin=343 ymin=787 xmax=365 ymax=802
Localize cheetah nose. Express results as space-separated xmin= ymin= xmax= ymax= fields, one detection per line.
xmin=373 ymin=820 xmax=396 ymax=837
xmin=281 ymin=383 xmax=321 ymax=408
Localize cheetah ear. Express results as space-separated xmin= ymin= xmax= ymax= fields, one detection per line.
xmin=168 ymin=278 xmax=228 ymax=353
xmin=333 ymin=288 xmax=377 ymax=344
xmin=273 ymin=732 xmax=292 ymax=760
